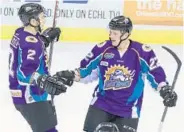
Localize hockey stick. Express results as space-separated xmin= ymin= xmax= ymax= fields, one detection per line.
xmin=47 ymin=0 xmax=59 ymax=105
xmin=48 ymin=0 xmax=59 ymax=72
xmin=158 ymin=46 xmax=182 ymax=132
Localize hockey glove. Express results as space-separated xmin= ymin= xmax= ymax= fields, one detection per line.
xmin=55 ymin=70 xmax=75 ymax=86
xmin=159 ymin=85 xmax=177 ymax=107
xmin=31 ymin=72 xmax=67 ymax=95
xmin=37 ymin=75 xmax=67 ymax=95
xmin=40 ymin=27 xmax=61 ymax=47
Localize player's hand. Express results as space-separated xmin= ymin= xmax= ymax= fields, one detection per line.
xmin=160 ymin=85 xmax=177 ymax=107
xmin=40 ymin=27 xmax=61 ymax=47
xmin=54 ymin=70 xmax=75 ymax=86
xmin=37 ymin=75 xmax=67 ymax=95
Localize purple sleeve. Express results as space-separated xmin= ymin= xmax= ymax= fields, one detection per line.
xmin=80 ymin=45 xmax=101 ymax=67
xmin=9 ymin=34 xmax=19 ymax=88
xmin=79 ymin=41 xmax=111 ymax=78
xmin=80 ymin=41 xmax=111 ymax=68
xmin=140 ymin=45 xmax=167 ymax=89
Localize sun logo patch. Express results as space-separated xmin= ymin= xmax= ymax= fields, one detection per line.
xmin=25 ymin=36 xmax=38 ymax=43
xmin=104 ymin=65 xmax=135 ymax=90
xmin=97 ymin=41 xmax=107 ymax=48
xmin=142 ymin=44 xmax=152 ymax=52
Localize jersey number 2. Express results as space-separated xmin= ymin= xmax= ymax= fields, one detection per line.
xmin=27 ymin=50 xmax=36 ymax=60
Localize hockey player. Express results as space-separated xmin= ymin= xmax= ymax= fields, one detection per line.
xmin=8 ymin=3 xmax=67 ymax=132
xmin=54 ymin=16 xmax=178 ymax=132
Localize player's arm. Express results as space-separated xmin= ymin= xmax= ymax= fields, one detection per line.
xmin=77 ymin=47 xmax=102 ymax=82
xmin=140 ymin=45 xmax=177 ymax=107
xmin=139 ymin=45 xmax=167 ymax=90
xmin=55 ymin=68 xmax=99 ymax=85
xmin=9 ymin=34 xmax=19 ymax=87
xmin=55 ymin=41 xmax=109 ymax=84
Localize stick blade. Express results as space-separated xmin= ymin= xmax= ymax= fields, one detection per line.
xmin=162 ymin=46 xmax=182 ymax=67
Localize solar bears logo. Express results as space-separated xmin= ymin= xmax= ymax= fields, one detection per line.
xmin=104 ymin=65 xmax=135 ymax=90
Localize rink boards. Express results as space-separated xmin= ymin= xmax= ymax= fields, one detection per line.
xmin=0 ymin=0 xmax=183 ymax=44
xmin=0 ymin=25 xmax=183 ymax=44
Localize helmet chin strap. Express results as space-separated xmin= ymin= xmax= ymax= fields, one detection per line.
xmin=113 ymin=33 xmax=130 ymax=48
xmin=29 ymin=19 xmax=42 ymax=33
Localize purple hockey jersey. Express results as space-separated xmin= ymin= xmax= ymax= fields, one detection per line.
xmin=8 ymin=27 xmax=51 ymax=104
xmin=79 ymin=40 xmax=167 ymax=118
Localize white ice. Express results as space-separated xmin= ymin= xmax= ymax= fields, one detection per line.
xmin=0 ymin=40 xmax=183 ymax=132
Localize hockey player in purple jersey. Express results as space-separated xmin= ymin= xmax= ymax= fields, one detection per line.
xmin=8 ymin=3 xmax=68 ymax=132
xmin=54 ymin=16 xmax=178 ymax=132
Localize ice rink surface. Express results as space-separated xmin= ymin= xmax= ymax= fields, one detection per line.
xmin=0 ymin=40 xmax=183 ymax=132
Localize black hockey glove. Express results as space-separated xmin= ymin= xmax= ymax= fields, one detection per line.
xmin=159 ymin=85 xmax=177 ymax=107
xmin=37 ymin=75 xmax=67 ymax=95
xmin=40 ymin=27 xmax=61 ymax=47
xmin=54 ymin=70 xmax=75 ymax=86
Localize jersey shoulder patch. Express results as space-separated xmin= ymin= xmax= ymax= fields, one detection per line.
xmin=142 ymin=44 xmax=152 ymax=52
xmin=97 ymin=40 xmax=107 ymax=48
xmin=10 ymin=35 xmax=19 ymax=48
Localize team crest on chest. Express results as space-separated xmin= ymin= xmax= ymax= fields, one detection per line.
xmin=25 ymin=36 xmax=38 ymax=43
xmin=104 ymin=65 xmax=135 ymax=90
